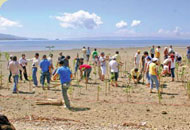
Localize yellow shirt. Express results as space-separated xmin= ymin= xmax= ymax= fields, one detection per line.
xmin=155 ymin=49 xmax=160 ymax=58
xmin=131 ymin=69 xmax=140 ymax=77
xmin=114 ymin=54 xmax=121 ymax=63
xmin=149 ymin=63 xmax=157 ymax=75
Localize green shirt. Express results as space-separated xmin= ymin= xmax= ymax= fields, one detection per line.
xmin=92 ymin=51 xmax=98 ymax=58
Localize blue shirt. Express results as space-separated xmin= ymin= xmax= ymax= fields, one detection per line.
xmin=56 ymin=66 xmax=72 ymax=84
xmin=40 ymin=59 xmax=50 ymax=73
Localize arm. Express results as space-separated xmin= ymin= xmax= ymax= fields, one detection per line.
xmin=53 ymin=73 xmax=59 ymax=81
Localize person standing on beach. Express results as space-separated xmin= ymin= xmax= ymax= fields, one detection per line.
xmin=61 ymin=55 xmax=71 ymax=67
xmin=155 ymin=46 xmax=161 ymax=65
xmin=109 ymin=57 xmax=119 ymax=87
xmin=57 ymin=52 xmax=65 ymax=67
xmin=31 ymin=53 xmax=40 ymax=87
xmin=86 ymin=47 xmax=91 ymax=62
xmin=114 ymin=51 xmax=123 ymax=77
xmin=92 ymin=48 xmax=98 ymax=64
xmin=150 ymin=45 xmax=155 ymax=58
xmin=169 ymin=45 xmax=174 ymax=54
xmin=145 ymin=56 xmax=152 ymax=87
xmin=48 ymin=54 xmax=54 ymax=76
xmin=164 ymin=47 xmax=169 ymax=59
xmin=149 ymin=58 xmax=159 ymax=93
xmin=53 ymin=60 xmax=72 ymax=109
xmin=134 ymin=50 xmax=141 ymax=68
xmin=8 ymin=56 xmax=23 ymax=93
xmin=40 ymin=55 xmax=51 ymax=90
xmin=169 ymin=54 xmax=176 ymax=81
xmin=19 ymin=54 xmax=28 ymax=81
xmin=82 ymin=47 xmax=87 ymax=60
xmin=7 ymin=55 xmax=13 ymax=83
xmin=187 ymin=46 xmax=190 ymax=62
xmin=99 ymin=52 xmax=107 ymax=81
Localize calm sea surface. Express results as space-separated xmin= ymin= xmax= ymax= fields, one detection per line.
xmin=0 ymin=40 xmax=189 ymax=52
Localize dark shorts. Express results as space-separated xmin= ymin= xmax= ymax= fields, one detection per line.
xmin=111 ymin=72 xmax=119 ymax=81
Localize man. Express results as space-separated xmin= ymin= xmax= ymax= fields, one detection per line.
xmin=48 ymin=53 xmax=54 ymax=76
xmin=99 ymin=52 xmax=106 ymax=81
xmin=145 ymin=56 xmax=152 ymax=87
xmin=57 ymin=52 xmax=65 ymax=67
xmin=31 ymin=53 xmax=40 ymax=87
xmin=149 ymin=58 xmax=159 ymax=93
xmin=19 ymin=54 xmax=28 ymax=81
xmin=79 ymin=64 xmax=92 ymax=83
xmin=61 ymin=55 xmax=71 ymax=67
xmin=131 ymin=68 xmax=142 ymax=84
xmin=187 ymin=46 xmax=190 ymax=62
xmin=134 ymin=50 xmax=141 ymax=68
xmin=92 ymin=48 xmax=98 ymax=64
xmin=40 ymin=55 xmax=51 ymax=90
xmin=150 ymin=45 xmax=155 ymax=58
xmin=53 ymin=60 xmax=72 ymax=109
xmin=82 ymin=46 xmax=87 ymax=60
xmin=109 ymin=57 xmax=119 ymax=87
xmin=8 ymin=56 xmax=23 ymax=93
xmin=86 ymin=47 xmax=91 ymax=62
xmin=8 ymin=55 xmax=13 ymax=83
xmin=168 ymin=45 xmax=174 ymax=54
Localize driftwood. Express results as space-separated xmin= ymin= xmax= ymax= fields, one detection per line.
xmin=35 ymin=99 xmax=63 ymax=106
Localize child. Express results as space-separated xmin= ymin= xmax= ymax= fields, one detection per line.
xmin=109 ymin=57 xmax=119 ymax=87
xmin=170 ymin=54 xmax=176 ymax=81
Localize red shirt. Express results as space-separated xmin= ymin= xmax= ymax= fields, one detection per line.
xmin=79 ymin=64 xmax=91 ymax=70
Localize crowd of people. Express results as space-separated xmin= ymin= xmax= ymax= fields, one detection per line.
xmin=6 ymin=45 xmax=190 ymax=109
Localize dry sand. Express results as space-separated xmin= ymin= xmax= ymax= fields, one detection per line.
xmin=0 ymin=46 xmax=190 ymax=130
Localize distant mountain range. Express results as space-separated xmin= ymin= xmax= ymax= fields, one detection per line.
xmin=0 ymin=33 xmax=47 ymax=40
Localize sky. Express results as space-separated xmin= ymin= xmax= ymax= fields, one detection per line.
xmin=0 ymin=0 xmax=190 ymax=39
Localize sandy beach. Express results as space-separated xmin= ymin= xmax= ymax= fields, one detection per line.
xmin=1 ymin=46 xmax=190 ymax=130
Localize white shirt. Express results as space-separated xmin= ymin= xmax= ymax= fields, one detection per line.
xmin=48 ymin=57 xmax=53 ymax=65
xmin=135 ymin=53 xmax=140 ymax=64
xmin=109 ymin=60 xmax=118 ymax=72
xmin=9 ymin=61 xmax=23 ymax=76
xmin=99 ymin=56 xmax=106 ymax=67
xmin=169 ymin=58 xmax=176 ymax=69
xmin=19 ymin=58 xmax=27 ymax=67
xmin=169 ymin=48 xmax=174 ymax=53
xmin=31 ymin=58 xmax=40 ymax=67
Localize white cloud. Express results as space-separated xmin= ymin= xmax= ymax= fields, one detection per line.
xmin=158 ymin=26 xmax=182 ymax=36
xmin=55 ymin=10 xmax=103 ymax=29
xmin=131 ymin=20 xmax=141 ymax=27
xmin=0 ymin=16 xmax=22 ymax=29
xmin=116 ymin=20 xmax=128 ymax=29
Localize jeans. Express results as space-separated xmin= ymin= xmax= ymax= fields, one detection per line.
xmin=32 ymin=67 xmax=38 ymax=86
xmin=150 ymin=74 xmax=159 ymax=90
xmin=171 ymin=68 xmax=175 ymax=78
xmin=13 ymin=75 xmax=19 ymax=92
xmin=61 ymin=83 xmax=71 ymax=109
xmin=40 ymin=72 xmax=50 ymax=86
xmin=146 ymin=72 xmax=151 ymax=83
xmin=20 ymin=66 xmax=28 ymax=80
xmin=84 ymin=68 xmax=92 ymax=79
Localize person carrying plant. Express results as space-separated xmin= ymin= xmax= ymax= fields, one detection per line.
xmin=40 ymin=55 xmax=51 ymax=90
xmin=131 ymin=68 xmax=142 ymax=84
xmin=8 ymin=56 xmax=23 ymax=93
xmin=149 ymin=58 xmax=160 ymax=93
xmin=109 ymin=57 xmax=119 ymax=87
xmin=53 ymin=60 xmax=72 ymax=109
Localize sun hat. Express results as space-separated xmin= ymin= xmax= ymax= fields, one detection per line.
xmin=137 ymin=50 xmax=141 ymax=53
